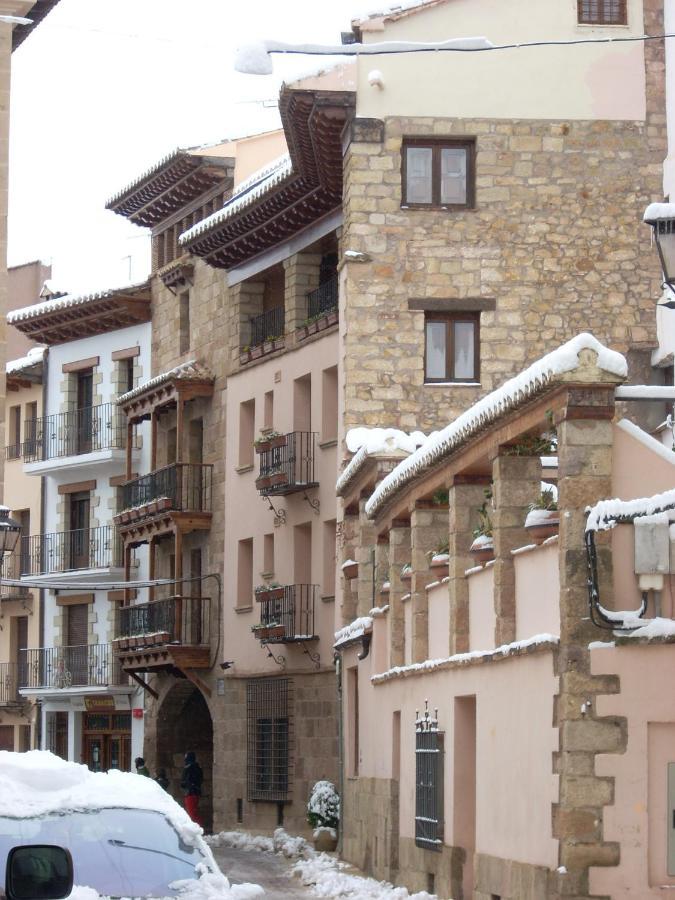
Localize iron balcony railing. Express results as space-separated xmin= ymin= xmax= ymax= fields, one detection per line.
xmin=23 ymin=403 xmax=130 ymax=463
xmin=0 ymin=550 xmax=30 ymax=598
xmin=21 ymin=643 xmax=125 ymax=689
xmin=306 ymin=275 xmax=338 ymax=320
xmin=21 ymin=525 xmax=123 ymax=576
xmin=256 ymin=432 xmax=318 ymax=496
xmin=116 ymin=595 xmax=210 ymax=646
xmin=120 ymin=463 xmax=213 ymax=514
xmin=0 ymin=662 xmax=19 ymax=704
xmin=257 ymin=584 xmax=317 ymax=642
xmin=250 ymin=305 xmax=284 ymax=347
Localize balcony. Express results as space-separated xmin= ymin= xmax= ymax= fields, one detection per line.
xmin=23 ymin=404 xmax=137 ymax=475
xmin=253 ymin=584 xmax=317 ymax=643
xmin=255 ymin=432 xmax=318 ymax=496
xmin=0 ymin=549 xmax=30 ymax=599
xmin=19 ymin=643 xmax=126 ymax=691
xmin=297 ymin=277 xmax=338 ymax=341
xmin=20 ymin=525 xmax=123 ymax=581
xmin=113 ymin=595 xmax=211 ymax=674
xmin=115 ymin=463 xmax=213 ymax=543
xmin=241 ymin=305 xmax=285 ymax=363
xmin=0 ymin=662 xmax=20 ymax=705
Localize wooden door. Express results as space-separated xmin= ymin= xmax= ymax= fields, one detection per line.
xmin=66 ymin=603 xmax=88 ymax=685
xmin=69 ymin=492 xmax=90 ymax=570
xmin=76 ymin=370 xmax=94 ymax=453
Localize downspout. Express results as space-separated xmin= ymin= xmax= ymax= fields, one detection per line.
xmin=36 ymin=350 xmax=48 ymax=750
xmin=335 ymin=650 xmax=344 ymax=856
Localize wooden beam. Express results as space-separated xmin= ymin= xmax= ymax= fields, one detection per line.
xmin=127 ymin=670 xmax=159 ymax=699
xmin=183 ymin=668 xmax=212 ymax=698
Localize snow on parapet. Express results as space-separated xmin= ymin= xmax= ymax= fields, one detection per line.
xmin=7 ymin=281 xmax=149 ymax=324
xmin=117 ymin=359 xmax=213 ymax=405
xmin=336 ymin=427 xmax=428 ymax=495
xmin=6 ymin=346 xmax=45 ymax=375
xmin=585 ymin=488 xmax=675 ymax=533
xmin=365 ymin=334 xmax=627 ymax=519
xmin=644 ymin=202 xmax=675 ymax=222
xmin=180 ymin=154 xmax=292 ymax=244
xmin=334 ymin=615 xmax=373 ymax=648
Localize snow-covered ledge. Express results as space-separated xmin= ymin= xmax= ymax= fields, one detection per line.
xmin=334 ymin=615 xmax=373 ymax=650
xmin=365 ymin=334 xmax=626 ymax=519
xmin=336 ymin=427 xmax=427 ymax=496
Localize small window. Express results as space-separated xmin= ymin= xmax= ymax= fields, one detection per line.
xmin=415 ymin=703 xmax=444 ymax=851
xmin=577 ymin=0 xmax=626 ymax=24
xmin=402 ymin=139 xmax=475 ymax=209
xmin=247 ymin=678 xmax=292 ymax=801
xmin=179 ymin=291 xmax=190 ymax=355
xmin=424 ymin=313 xmax=479 ymax=383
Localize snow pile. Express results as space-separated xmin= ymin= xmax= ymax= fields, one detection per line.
xmin=334 ymin=616 xmax=373 ymax=648
xmin=623 ymin=617 xmax=675 ymax=640
xmin=206 ymin=828 xmax=314 ymax=860
xmin=337 ymin=428 xmax=428 ymax=496
xmin=585 ymin=488 xmax=675 ymax=532
xmin=171 ymin=871 xmax=263 ymax=899
xmin=341 ymin=558 xmax=357 ymax=569
xmin=366 ymin=334 xmax=626 ymax=519
xmin=7 ymin=282 xmax=148 ymax=324
xmin=524 ymin=509 xmax=559 ymax=527
xmin=370 ymin=604 xmax=390 ymax=617
xmin=6 ymin=346 xmax=45 ymax=375
xmin=292 ymin=852 xmax=437 ymax=899
xmin=372 ymin=633 xmax=559 ymax=683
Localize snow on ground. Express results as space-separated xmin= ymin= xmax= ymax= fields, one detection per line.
xmin=207 ymin=829 xmax=439 ymax=899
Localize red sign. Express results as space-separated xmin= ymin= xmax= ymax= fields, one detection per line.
xmin=132 ymin=708 xmax=144 ymax=719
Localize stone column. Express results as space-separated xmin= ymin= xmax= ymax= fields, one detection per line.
xmin=356 ymin=495 xmax=377 ymax=617
xmin=339 ymin=505 xmax=359 ymax=626
xmin=554 ymin=391 xmax=621 ymax=887
xmin=410 ymin=502 xmax=449 ymax=664
xmin=491 ymin=454 xmax=541 ymax=646
xmin=388 ymin=519 xmax=410 ymax=669
xmin=283 ymin=251 xmax=322 ymax=336
xmin=231 ymin=280 xmax=264 ymax=355
xmin=448 ymin=477 xmax=491 ymax=655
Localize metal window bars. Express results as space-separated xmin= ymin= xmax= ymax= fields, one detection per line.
xmin=256 ymin=584 xmax=317 ymax=642
xmin=306 ymin=275 xmax=338 ymax=320
xmin=246 ymin=677 xmax=293 ymax=801
xmin=20 ymin=525 xmax=123 ymax=576
xmin=120 ymin=463 xmax=213 ymax=513
xmin=116 ymin=595 xmax=210 ymax=646
xmin=20 ymin=644 xmax=125 ymax=690
xmin=415 ymin=700 xmax=444 ymax=851
xmin=256 ymin=432 xmax=318 ymax=495
xmin=22 ymin=403 xmax=133 ymax=463
xmin=249 ymin=305 xmax=285 ymax=348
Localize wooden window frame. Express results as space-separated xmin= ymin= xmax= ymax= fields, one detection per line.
xmin=424 ymin=312 xmax=480 ymax=384
xmin=402 ymin=137 xmax=476 ymax=210
xmin=577 ymin=0 xmax=627 ymax=25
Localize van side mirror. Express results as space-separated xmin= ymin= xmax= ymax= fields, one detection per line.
xmin=5 ymin=845 xmax=74 ymax=900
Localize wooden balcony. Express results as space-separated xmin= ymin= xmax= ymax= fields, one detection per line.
xmin=252 ymin=584 xmax=318 ymax=643
xmin=113 ymin=596 xmax=211 ymax=690
xmin=255 ymin=432 xmax=318 ymax=496
xmin=114 ymin=462 xmax=213 ymax=543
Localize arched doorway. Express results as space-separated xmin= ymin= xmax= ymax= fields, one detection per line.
xmin=156 ymin=682 xmax=213 ymax=832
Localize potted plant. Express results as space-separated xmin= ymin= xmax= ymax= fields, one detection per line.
xmin=342 ymin=558 xmax=358 ymax=580
xmin=427 ymin=540 xmax=449 ymax=578
xmin=269 ymin=432 xmax=287 ymax=450
xmin=255 ymin=583 xmax=285 ymax=602
xmin=250 ymin=345 xmax=263 ymax=360
xmin=269 ymin=470 xmax=288 ymax=487
xmin=470 ymin=489 xmax=494 ymax=564
xmin=266 ymin=622 xmax=285 ymax=640
xmin=251 ymin=623 xmax=270 ymax=640
xmin=400 ymin=563 xmax=412 ymax=582
xmin=308 ymin=780 xmax=340 ymax=852
xmin=255 ymin=475 xmax=272 ymax=491
xmin=326 ymin=309 xmax=338 ymax=327
xmin=525 ymin=483 xmax=559 ymax=543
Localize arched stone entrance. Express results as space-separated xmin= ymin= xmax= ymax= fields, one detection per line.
xmin=155 ymin=681 xmax=214 ymax=832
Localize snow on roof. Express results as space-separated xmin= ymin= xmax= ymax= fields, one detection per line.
xmin=6 ymin=345 xmax=45 ymax=375
xmin=585 ymin=487 xmax=675 ymax=533
xmin=334 ymin=615 xmax=373 ymax=648
xmin=365 ymin=334 xmax=627 ymax=519
xmin=643 ymin=202 xmax=675 ymax=222
xmin=336 ymin=427 xmax=428 ymax=495
xmin=117 ymin=359 xmax=214 ymax=405
xmin=7 ymin=280 xmax=149 ymax=325
xmin=0 ymin=751 xmax=200 ymax=843
xmin=180 ymin=154 xmax=293 ymax=244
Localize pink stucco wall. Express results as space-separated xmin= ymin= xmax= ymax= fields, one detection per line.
xmin=514 ymin=541 xmax=560 ymax=641
xmin=427 ymin=579 xmax=450 ymax=659
xmin=468 ymin=564 xmax=495 ymax=652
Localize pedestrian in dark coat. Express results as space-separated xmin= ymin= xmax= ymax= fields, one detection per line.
xmin=155 ymin=768 xmax=169 ymax=791
xmin=134 ymin=757 xmax=150 ymax=777
xmin=180 ymin=751 xmax=203 ymax=825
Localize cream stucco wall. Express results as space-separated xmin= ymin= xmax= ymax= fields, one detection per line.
xmin=514 ymin=541 xmax=560 ymax=641
xmin=427 ymin=579 xmax=450 ymax=659
xmin=467 ymin=563 xmax=495 ymax=651
xmin=356 ymin=0 xmax=646 ymax=121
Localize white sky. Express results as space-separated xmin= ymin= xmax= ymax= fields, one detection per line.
xmin=8 ymin=0 xmax=367 ymax=295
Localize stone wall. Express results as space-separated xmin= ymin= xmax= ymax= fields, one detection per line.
xmin=340 ymin=109 xmax=666 ymax=435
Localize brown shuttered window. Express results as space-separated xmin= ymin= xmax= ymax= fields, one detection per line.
xmin=577 ymin=0 xmax=627 ymax=24
xmin=67 ymin=603 xmax=88 ymax=647
xmin=402 ymin=138 xmax=476 ymax=209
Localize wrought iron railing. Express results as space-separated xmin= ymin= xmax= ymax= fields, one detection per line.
xmin=250 ymin=305 xmax=284 ymax=347
xmin=307 ymin=275 xmax=338 ymax=319
xmin=116 ymin=595 xmax=210 ymax=645
xmin=0 ymin=550 xmax=30 ymax=597
xmin=256 ymin=432 xmax=317 ymax=495
xmin=23 ymin=404 xmax=131 ymax=463
xmin=120 ymin=463 xmax=213 ymax=514
xmin=0 ymin=662 xmax=19 ymax=704
xmin=257 ymin=584 xmax=317 ymax=641
xmin=21 ymin=643 xmax=125 ymax=689
xmin=20 ymin=525 xmax=123 ymax=576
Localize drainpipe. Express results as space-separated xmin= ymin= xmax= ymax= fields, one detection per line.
xmin=36 ymin=351 xmax=49 ymax=750
xmin=335 ymin=651 xmax=344 ymax=856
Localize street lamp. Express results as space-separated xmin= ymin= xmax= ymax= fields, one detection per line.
xmin=644 ymin=203 xmax=675 ymax=309
xmin=0 ymin=506 xmax=21 ymax=569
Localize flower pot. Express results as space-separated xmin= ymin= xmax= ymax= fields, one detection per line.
xmin=267 ymin=624 xmax=286 ymax=639
xmin=313 ymin=828 xmax=338 ymax=852
xmin=253 ymin=626 xmax=270 ymax=640
xmin=430 ymin=554 xmax=449 ymax=579
xmin=256 ymin=587 xmax=285 ymax=603
xmin=270 ymin=435 xmax=287 ymax=450
xmin=400 ymin=567 xmax=412 ymax=583
xmin=255 ymin=441 xmax=271 ymax=455
xmin=316 ymin=316 xmax=328 ymax=331
xmin=240 ymin=352 xmax=250 ymax=366
xmin=470 ymin=535 xmax=494 ymax=565
xmin=250 ymin=346 xmax=263 ymax=360
xmin=524 ymin=509 xmax=559 ymax=544
xmin=269 ymin=472 xmax=288 ymax=487
xmin=272 ymin=339 xmax=284 ymax=351
xmin=255 ymin=476 xmax=272 ymax=491
xmin=342 ymin=561 xmax=358 ymax=580
xmin=326 ymin=310 xmax=338 ymax=327
xmin=157 ymin=497 xmax=172 ymax=512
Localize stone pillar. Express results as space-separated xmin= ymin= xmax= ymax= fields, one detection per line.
xmin=356 ymin=495 xmax=377 ymax=617
xmin=448 ymin=478 xmax=490 ymax=655
xmin=554 ymin=393 xmax=621 ymax=887
xmin=339 ymin=505 xmax=359 ymax=626
xmin=410 ymin=503 xmax=448 ymax=664
xmin=231 ymin=280 xmax=264 ymax=356
xmin=283 ymin=251 xmax=322 ymax=335
xmin=388 ymin=519 xmax=410 ymax=669
xmin=491 ymin=455 xmax=541 ymax=646
xmin=374 ymin=536 xmax=390 ymax=604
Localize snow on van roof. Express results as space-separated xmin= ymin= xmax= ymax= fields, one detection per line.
xmin=0 ymin=751 xmax=200 ymax=845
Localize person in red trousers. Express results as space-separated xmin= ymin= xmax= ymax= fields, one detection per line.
xmin=180 ymin=751 xmax=203 ymax=825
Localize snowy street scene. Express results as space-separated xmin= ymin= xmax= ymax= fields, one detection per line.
xmin=1 ymin=1 xmax=675 ymax=898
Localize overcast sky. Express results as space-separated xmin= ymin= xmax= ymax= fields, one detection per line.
xmin=8 ymin=0 xmax=364 ymax=295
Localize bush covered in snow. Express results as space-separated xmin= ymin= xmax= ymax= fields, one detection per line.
xmin=307 ymin=779 xmax=340 ymax=830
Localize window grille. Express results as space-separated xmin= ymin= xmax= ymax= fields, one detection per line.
xmin=577 ymin=0 xmax=626 ymax=24
xmin=415 ymin=700 xmax=444 ymax=850
xmin=247 ymin=678 xmax=293 ymax=801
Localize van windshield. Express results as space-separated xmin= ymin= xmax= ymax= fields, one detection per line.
xmin=0 ymin=808 xmax=205 ymax=897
